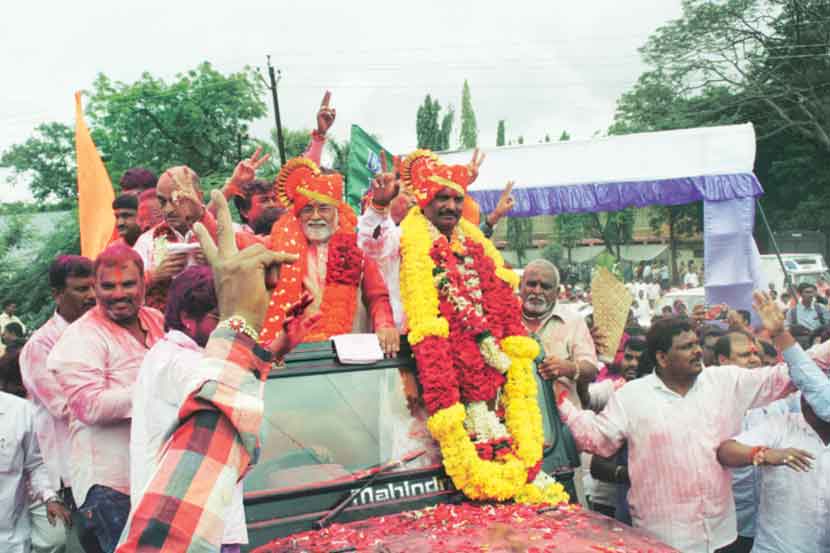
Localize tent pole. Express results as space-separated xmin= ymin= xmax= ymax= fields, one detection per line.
xmin=755 ymin=198 xmax=796 ymax=298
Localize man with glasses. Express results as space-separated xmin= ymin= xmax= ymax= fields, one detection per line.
xmin=258 ymin=158 xmax=398 ymax=356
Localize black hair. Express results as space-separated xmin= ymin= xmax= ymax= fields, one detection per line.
xmin=232 ymin=179 xmax=272 ymax=223
xmin=760 ymin=340 xmax=777 ymax=360
xmin=713 ymin=329 xmax=754 ymax=363
xmin=646 ymin=317 xmax=694 ymax=365
xmin=625 ymin=336 xmax=647 ymax=353
xmin=112 ymin=193 xmax=139 ymax=211
xmin=3 ymin=322 xmax=24 ymax=338
xmin=737 ymin=310 xmax=752 ymax=326
xmin=798 ymin=282 xmax=817 ymax=294
xmin=0 ymin=347 xmax=24 ymax=397
xmin=699 ymin=325 xmax=726 ymax=342
xmin=48 ymin=255 xmax=94 ymax=290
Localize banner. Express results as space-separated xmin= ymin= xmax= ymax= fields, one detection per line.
xmin=75 ymin=91 xmax=115 ymax=259
xmin=345 ymin=124 xmax=392 ymax=213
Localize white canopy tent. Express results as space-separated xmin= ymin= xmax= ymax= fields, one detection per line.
xmin=439 ymin=124 xmax=765 ymax=314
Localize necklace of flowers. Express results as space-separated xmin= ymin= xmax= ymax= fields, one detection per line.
xmin=399 ymin=207 xmax=569 ymax=505
xmin=429 ymin=226 xmax=512 ymax=374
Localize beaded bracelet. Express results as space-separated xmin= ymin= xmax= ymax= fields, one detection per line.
xmin=218 ymin=316 xmax=259 ymax=342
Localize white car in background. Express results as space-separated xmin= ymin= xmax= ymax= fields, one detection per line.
xmin=656 ymin=287 xmax=705 ymax=315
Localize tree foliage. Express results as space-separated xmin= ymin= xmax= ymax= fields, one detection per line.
xmin=506 ymin=217 xmax=533 ymax=267
xmin=87 ymin=62 xmax=267 ymax=182
xmin=497 ymin=120 xmax=506 ymax=146
xmin=459 ymin=80 xmax=478 ymax=149
xmin=612 ymin=0 xmax=830 ymax=244
xmin=1 ymin=63 xmax=269 ymax=202
xmin=0 ymin=211 xmax=80 ymax=331
xmin=416 ymin=95 xmax=453 ymax=151
xmin=0 ymin=122 xmax=76 ymax=202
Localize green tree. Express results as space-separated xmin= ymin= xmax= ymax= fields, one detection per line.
xmin=0 ymin=122 xmax=76 ymax=202
xmin=416 ymin=95 xmax=442 ymax=150
xmin=585 ymin=211 xmax=636 ymax=259
xmin=439 ymin=107 xmax=454 ymax=151
xmin=496 ymin=120 xmax=506 ymax=146
xmin=616 ymin=0 xmax=830 ymax=248
xmin=555 ymin=213 xmax=588 ymax=265
xmin=517 ymin=136 xmax=524 ymax=145
xmin=87 ymin=62 xmax=267 ymax=181
xmin=271 ymin=128 xmax=314 ymax=161
xmin=559 ymin=130 xmax=571 ymax=141
xmin=0 ymin=210 xmax=80 ymax=330
xmin=506 ymin=217 xmax=533 ymax=267
xmin=544 ymin=134 xmax=551 ymax=143
xmin=459 ymin=80 xmax=478 ymax=148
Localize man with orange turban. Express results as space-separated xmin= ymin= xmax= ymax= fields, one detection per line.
xmin=358 ymin=150 xmax=514 ymax=329
xmin=260 ymin=158 xmax=398 ymax=356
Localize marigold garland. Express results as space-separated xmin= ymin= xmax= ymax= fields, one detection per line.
xmin=401 ymin=208 xmax=569 ymax=505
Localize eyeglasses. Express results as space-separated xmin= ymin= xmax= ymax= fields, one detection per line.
xmin=299 ymin=204 xmax=336 ymax=217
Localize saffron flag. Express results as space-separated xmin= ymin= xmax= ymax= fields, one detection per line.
xmin=345 ymin=124 xmax=392 ymax=213
xmin=75 ymin=91 xmax=115 ymax=259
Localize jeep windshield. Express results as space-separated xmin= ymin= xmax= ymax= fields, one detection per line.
xmin=243 ymin=340 xmax=564 ymax=497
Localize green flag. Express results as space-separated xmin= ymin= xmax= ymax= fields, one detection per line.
xmin=345 ymin=124 xmax=392 ymax=212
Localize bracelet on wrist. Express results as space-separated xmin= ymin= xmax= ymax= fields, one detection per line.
xmin=750 ymin=445 xmax=769 ymax=466
xmin=312 ymin=129 xmax=327 ymax=141
xmin=218 ymin=316 xmax=260 ymax=342
xmin=573 ymin=363 xmax=582 ymax=382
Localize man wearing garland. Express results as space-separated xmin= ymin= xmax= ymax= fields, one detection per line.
xmin=259 ymin=158 xmax=398 ymax=355
xmin=393 ymin=149 xmax=568 ymax=504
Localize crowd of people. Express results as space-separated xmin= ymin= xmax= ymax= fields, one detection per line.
xmin=0 ymin=93 xmax=828 ymax=553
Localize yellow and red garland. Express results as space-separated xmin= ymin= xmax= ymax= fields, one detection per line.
xmin=400 ymin=207 xmax=569 ymax=505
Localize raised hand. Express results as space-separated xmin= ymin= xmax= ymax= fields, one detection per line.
xmin=316 ymin=90 xmax=336 ymax=136
xmin=467 ymin=148 xmax=486 ymax=183
xmin=227 ymin=147 xmax=271 ymax=197
xmin=487 ymin=180 xmax=516 ymax=227
xmin=370 ymin=151 xmax=400 ymax=208
xmin=753 ymin=291 xmax=786 ymax=336
xmin=169 ymin=168 xmax=205 ymax=226
xmin=193 ymin=190 xmax=298 ymax=332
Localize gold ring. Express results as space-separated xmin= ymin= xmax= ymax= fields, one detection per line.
xmin=786 ymin=455 xmax=794 ymax=462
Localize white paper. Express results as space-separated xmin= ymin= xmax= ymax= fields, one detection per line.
xmin=332 ymin=333 xmax=384 ymax=364
xmin=166 ymin=242 xmax=201 ymax=254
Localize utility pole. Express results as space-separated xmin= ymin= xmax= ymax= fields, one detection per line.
xmin=265 ymin=55 xmax=286 ymax=164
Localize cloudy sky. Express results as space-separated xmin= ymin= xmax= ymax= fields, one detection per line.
xmin=0 ymin=0 xmax=684 ymax=201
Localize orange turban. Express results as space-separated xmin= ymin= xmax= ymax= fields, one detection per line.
xmin=400 ymin=149 xmax=481 ymax=225
xmin=275 ymin=158 xmax=343 ymax=216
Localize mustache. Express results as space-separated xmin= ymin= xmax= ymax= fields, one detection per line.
xmin=438 ymin=209 xmax=459 ymax=217
xmin=105 ymin=298 xmax=134 ymax=306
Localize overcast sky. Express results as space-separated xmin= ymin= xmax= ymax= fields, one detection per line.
xmin=0 ymin=0 xmax=684 ymax=202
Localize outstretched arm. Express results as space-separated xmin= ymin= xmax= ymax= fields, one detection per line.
xmin=116 ymin=191 xmax=299 ymax=553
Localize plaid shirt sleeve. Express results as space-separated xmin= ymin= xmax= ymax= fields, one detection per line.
xmin=116 ymin=327 xmax=272 ymax=553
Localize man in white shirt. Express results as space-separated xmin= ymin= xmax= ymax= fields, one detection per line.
xmin=0 ymin=390 xmax=71 ymax=553
xmin=130 ymin=266 xmax=248 ymax=553
xmin=0 ymin=301 xmax=26 ymax=335
xmin=20 ymin=255 xmax=97 ymax=553
xmin=557 ymin=296 xmax=807 ymax=553
xmin=717 ymin=394 xmax=829 ymax=553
